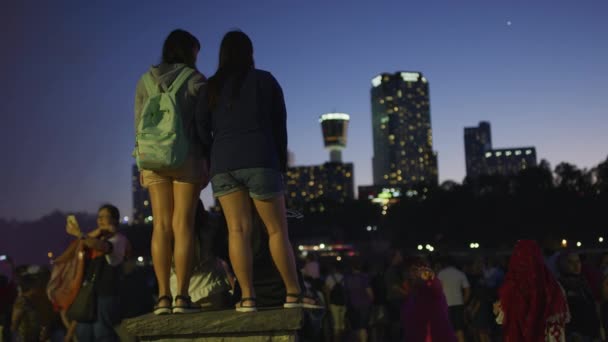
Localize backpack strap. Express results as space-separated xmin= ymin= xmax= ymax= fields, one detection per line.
xmin=142 ymin=72 xmax=161 ymax=96
xmin=168 ymin=68 xmax=195 ymax=94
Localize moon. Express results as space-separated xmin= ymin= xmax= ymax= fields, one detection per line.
xmin=506 ymin=20 xmax=512 ymax=26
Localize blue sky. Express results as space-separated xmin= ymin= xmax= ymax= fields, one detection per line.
xmin=1 ymin=0 xmax=607 ymax=220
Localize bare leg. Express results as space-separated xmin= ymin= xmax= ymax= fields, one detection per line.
xmin=172 ymin=182 xmax=201 ymax=305
xmin=148 ymin=182 xmax=174 ymax=306
xmin=252 ymin=195 xmax=301 ymax=300
xmin=218 ymin=191 xmax=255 ymax=305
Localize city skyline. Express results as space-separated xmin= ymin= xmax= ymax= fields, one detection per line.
xmin=2 ymin=1 xmax=607 ymax=220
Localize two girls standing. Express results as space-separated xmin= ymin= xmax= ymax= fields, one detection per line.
xmin=134 ymin=29 xmax=301 ymax=314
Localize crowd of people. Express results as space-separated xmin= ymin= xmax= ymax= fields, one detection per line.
xmin=3 ymin=219 xmax=608 ymax=342
xmin=299 ymin=241 xmax=608 ymax=342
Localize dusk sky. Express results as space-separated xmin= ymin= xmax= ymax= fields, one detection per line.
xmin=1 ymin=1 xmax=607 ymax=221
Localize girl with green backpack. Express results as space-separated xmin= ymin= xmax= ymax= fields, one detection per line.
xmin=134 ymin=29 xmax=208 ymax=315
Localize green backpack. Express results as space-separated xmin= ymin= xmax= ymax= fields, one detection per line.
xmin=134 ymin=67 xmax=194 ymax=171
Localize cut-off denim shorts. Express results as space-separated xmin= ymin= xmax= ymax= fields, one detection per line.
xmin=210 ymin=168 xmax=284 ymax=200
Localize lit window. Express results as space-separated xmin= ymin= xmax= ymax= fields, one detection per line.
xmin=525 ymin=150 xmax=532 ymax=155
xmin=144 ymin=200 xmax=149 ymax=206
xmin=505 ymin=151 xmax=512 ymax=156
xmin=495 ymin=151 xmax=502 ymax=157
xmin=515 ymin=150 xmax=522 ymax=155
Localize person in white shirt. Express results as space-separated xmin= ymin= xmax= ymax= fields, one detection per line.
xmin=437 ymin=259 xmax=470 ymax=342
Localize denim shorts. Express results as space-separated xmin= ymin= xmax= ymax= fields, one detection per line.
xmin=211 ymin=168 xmax=284 ymax=200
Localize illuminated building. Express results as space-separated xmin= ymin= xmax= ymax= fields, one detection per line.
xmin=358 ymin=185 xmax=429 ymax=214
xmin=284 ymin=112 xmax=354 ymax=212
xmin=484 ymin=147 xmax=537 ymax=176
xmin=132 ymin=164 xmax=152 ymax=225
xmin=464 ymin=122 xmax=537 ymax=177
xmin=464 ymin=121 xmax=492 ymax=178
xmin=286 ymin=162 xmax=354 ymax=212
xmin=320 ymin=113 xmax=350 ymax=163
xmin=370 ymin=71 xmax=438 ymax=186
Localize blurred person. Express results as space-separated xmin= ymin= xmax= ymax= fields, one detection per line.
xmin=558 ymin=251 xmax=601 ymax=341
xmin=325 ymin=261 xmax=347 ymax=342
xmin=10 ymin=273 xmax=57 ymax=342
xmin=197 ymin=30 xmax=301 ymax=312
xmin=301 ymin=253 xmax=322 ymax=292
xmin=169 ymin=200 xmax=233 ymax=310
xmin=0 ymin=256 xmax=18 ymax=341
xmin=599 ymin=275 xmax=608 ymax=341
xmin=344 ymin=257 xmax=374 ymax=342
xmin=494 ymin=240 xmax=570 ymax=342
xmin=368 ymin=263 xmax=389 ymax=342
xmin=134 ymin=29 xmax=208 ymax=314
xmin=599 ymin=253 xmax=608 ymax=276
xmin=465 ymin=257 xmax=494 ymax=342
xmin=437 ymin=258 xmax=470 ymax=342
xmin=384 ymin=249 xmax=406 ymax=341
xmin=65 ymin=204 xmax=129 ymax=342
xmin=401 ymin=259 xmax=457 ymax=342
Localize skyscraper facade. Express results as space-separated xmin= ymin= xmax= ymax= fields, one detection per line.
xmin=132 ymin=164 xmax=152 ymax=225
xmin=370 ymin=71 xmax=438 ymax=187
xmin=484 ymin=147 xmax=537 ymax=176
xmin=285 ymin=162 xmax=354 ymax=212
xmin=464 ymin=122 xmax=538 ymax=178
xmin=464 ymin=121 xmax=492 ymax=178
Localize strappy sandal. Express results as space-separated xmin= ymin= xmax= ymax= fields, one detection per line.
xmin=153 ymin=295 xmax=173 ymax=315
xmin=283 ymin=293 xmax=323 ymax=309
xmin=235 ymin=297 xmax=257 ymax=313
xmin=173 ymin=295 xmax=201 ymax=314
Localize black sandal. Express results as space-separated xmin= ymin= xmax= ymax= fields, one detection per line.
xmin=153 ymin=295 xmax=173 ymax=315
xmin=235 ymin=297 xmax=257 ymax=313
xmin=173 ymin=295 xmax=201 ymax=314
xmin=283 ymin=293 xmax=323 ymax=309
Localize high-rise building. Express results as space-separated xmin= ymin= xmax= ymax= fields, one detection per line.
xmin=484 ymin=147 xmax=537 ymax=176
xmin=464 ymin=121 xmax=492 ymax=178
xmin=285 ymin=112 xmax=354 ymax=212
xmin=132 ymin=165 xmax=152 ymax=225
xmin=285 ymin=162 xmax=354 ymax=212
xmin=370 ymin=71 xmax=438 ymax=187
xmin=320 ymin=113 xmax=350 ymax=163
xmin=464 ymin=122 xmax=537 ymax=178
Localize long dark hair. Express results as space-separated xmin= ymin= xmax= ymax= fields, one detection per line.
xmin=161 ymin=29 xmax=200 ymax=68
xmin=207 ymin=30 xmax=254 ymax=110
